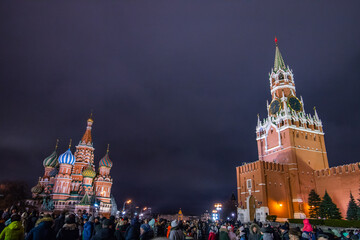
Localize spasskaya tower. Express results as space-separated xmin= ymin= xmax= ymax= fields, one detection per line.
xmin=256 ymin=38 xmax=329 ymax=170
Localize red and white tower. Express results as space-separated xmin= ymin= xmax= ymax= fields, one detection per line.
xmin=256 ymin=38 xmax=328 ymax=170
xmin=53 ymin=140 xmax=76 ymax=201
xmin=70 ymin=116 xmax=95 ymax=195
xmin=94 ymin=145 xmax=113 ymax=214
xmin=254 ymin=38 xmax=329 ymax=218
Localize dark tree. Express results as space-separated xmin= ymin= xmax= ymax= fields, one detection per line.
xmin=222 ymin=193 xmax=238 ymax=221
xmin=319 ymin=191 xmax=342 ymax=219
xmin=308 ymin=189 xmax=321 ymax=218
xmin=0 ymin=181 xmax=29 ymax=210
xmin=346 ymin=192 xmax=358 ymax=220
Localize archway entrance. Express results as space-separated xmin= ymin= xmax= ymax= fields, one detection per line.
xmin=248 ymin=195 xmax=256 ymax=221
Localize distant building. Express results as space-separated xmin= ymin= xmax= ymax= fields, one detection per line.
xmin=27 ymin=116 xmax=114 ymax=217
xmin=236 ymin=39 xmax=360 ymax=222
xmin=158 ymin=209 xmax=199 ymax=222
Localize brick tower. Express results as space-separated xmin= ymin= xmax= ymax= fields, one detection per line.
xmin=256 ymin=38 xmax=328 ymax=170
xmin=236 ymin=39 xmax=332 ymax=222
xmin=70 ymin=116 xmax=95 ymax=199
xmin=94 ymin=144 xmax=113 ymax=215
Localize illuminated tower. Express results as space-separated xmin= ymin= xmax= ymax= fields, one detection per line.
xmin=94 ymin=145 xmax=113 ymax=205
xmin=40 ymin=140 xmax=59 ymax=194
xmin=81 ymin=164 xmax=96 ymax=195
xmin=40 ymin=140 xmax=58 ymax=180
xmin=254 ymin=38 xmax=329 ymax=218
xmin=256 ymin=38 xmax=328 ymax=170
xmin=70 ymin=116 xmax=95 ymax=195
xmin=53 ymin=140 xmax=75 ymax=201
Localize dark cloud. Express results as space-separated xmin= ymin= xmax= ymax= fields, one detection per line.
xmin=0 ymin=0 xmax=360 ymax=214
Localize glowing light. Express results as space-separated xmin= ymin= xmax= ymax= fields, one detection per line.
xmin=279 ymin=203 xmax=283 ymax=207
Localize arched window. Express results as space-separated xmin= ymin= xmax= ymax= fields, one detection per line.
xmin=279 ymin=73 xmax=284 ymax=80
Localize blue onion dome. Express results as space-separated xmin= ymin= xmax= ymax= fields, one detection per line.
xmin=58 ymin=140 xmax=75 ymax=165
xmin=31 ymin=181 xmax=43 ymax=194
xmin=99 ymin=145 xmax=113 ymax=168
xmin=49 ymin=167 xmax=59 ymax=177
xmin=82 ymin=164 xmax=96 ymax=178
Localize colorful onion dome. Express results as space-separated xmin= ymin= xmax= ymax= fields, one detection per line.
xmin=82 ymin=164 xmax=96 ymax=178
xmin=99 ymin=144 xmax=113 ymax=168
xmin=43 ymin=140 xmax=59 ymax=168
xmin=31 ymin=182 xmax=43 ymax=194
xmin=58 ymin=140 xmax=75 ymax=165
xmin=43 ymin=150 xmax=58 ymax=168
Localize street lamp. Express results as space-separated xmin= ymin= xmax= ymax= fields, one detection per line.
xmin=122 ymin=199 xmax=132 ymax=216
xmin=214 ymin=203 xmax=222 ymax=220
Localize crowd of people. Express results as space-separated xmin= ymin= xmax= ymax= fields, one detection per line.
xmin=0 ymin=207 xmax=359 ymax=240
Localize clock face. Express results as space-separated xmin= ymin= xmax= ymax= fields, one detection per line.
xmin=269 ymin=99 xmax=281 ymax=115
xmin=288 ymin=96 xmax=302 ymax=112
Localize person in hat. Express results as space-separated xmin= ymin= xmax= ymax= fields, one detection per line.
xmin=249 ymin=223 xmax=261 ymax=240
xmin=124 ymin=218 xmax=140 ymax=240
xmin=90 ymin=219 xmax=115 ymax=240
xmin=239 ymin=227 xmax=246 ymax=240
xmin=56 ymin=214 xmax=79 ymax=240
xmin=83 ymin=216 xmax=95 ymax=240
xmin=0 ymin=214 xmax=24 ymax=240
xmin=279 ymin=225 xmax=289 ymax=240
xmin=208 ymin=225 xmax=217 ymax=240
xmin=26 ymin=214 xmax=55 ymax=240
xmin=260 ymin=226 xmax=274 ymax=240
xmin=228 ymin=226 xmax=237 ymax=240
xmin=140 ymin=223 xmax=154 ymax=240
xmin=301 ymin=220 xmax=314 ymax=240
xmin=53 ymin=212 xmax=65 ymax=235
xmin=169 ymin=220 xmax=184 ymax=240
xmin=219 ymin=225 xmax=230 ymax=240
xmin=288 ymin=228 xmax=301 ymax=240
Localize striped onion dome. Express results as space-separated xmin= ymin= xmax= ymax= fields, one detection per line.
xmin=58 ymin=148 xmax=76 ymax=165
xmin=82 ymin=164 xmax=96 ymax=178
xmin=31 ymin=182 xmax=43 ymax=194
xmin=43 ymin=150 xmax=58 ymax=168
xmin=99 ymin=151 xmax=112 ymax=168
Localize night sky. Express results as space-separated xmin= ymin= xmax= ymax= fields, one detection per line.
xmin=1 ymin=0 xmax=360 ymax=215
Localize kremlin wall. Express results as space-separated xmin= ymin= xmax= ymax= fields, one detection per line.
xmin=27 ymin=116 xmax=114 ymax=217
xmin=236 ymin=39 xmax=359 ymax=222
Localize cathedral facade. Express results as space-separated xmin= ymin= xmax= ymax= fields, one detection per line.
xmin=236 ymin=39 xmax=360 ymax=222
xmin=29 ymin=116 xmax=114 ymax=217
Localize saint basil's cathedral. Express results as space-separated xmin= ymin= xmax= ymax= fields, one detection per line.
xmin=28 ymin=116 xmax=114 ymax=217
xmin=236 ymin=39 xmax=360 ymax=222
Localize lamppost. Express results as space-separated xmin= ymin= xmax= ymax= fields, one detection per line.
xmin=122 ymin=199 xmax=132 ymax=217
xmin=214 ymin=203 xmax=222 ymax=220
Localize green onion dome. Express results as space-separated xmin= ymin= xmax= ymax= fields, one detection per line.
xmin=82 ymin=164 xmax=96 ymax=178
xmin=43 ymin=150 xmax=58 ymax=168
xmin=43 ymin=140 xmax=59 ymax=168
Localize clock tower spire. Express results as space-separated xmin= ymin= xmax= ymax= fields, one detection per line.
xmin=256 ymin=38 xmax=329 ymax=170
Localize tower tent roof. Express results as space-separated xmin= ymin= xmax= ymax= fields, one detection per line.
xmin=81 ymin=115 xmax=93 ymax=145
xmin=79 ymin=192 xmax=91 ymax=205
xmin=274 ymin=37 xmax=287 ymax=72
